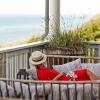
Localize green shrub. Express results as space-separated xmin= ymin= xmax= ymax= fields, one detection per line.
xmin=48 ymin=30 xmax=87 ymax=53
xmin=78 ymin=14 xmax=100 ymax=41
xmin=28 ymin=37 xmax=41 ymax=43
xmin=47 ymin=14 xmax=100 ymax=52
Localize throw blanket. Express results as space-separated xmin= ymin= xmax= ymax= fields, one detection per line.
xmin=0 ymin=81 xmax=100 ymax=100
xmin=0 ymin=81 xmax=14 ymax=97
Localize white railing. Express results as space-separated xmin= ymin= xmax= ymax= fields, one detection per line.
xmin=0 ymin=41 xmax=100 ymax=79
xmin=0 ymin=41 xmax=48 ymax=79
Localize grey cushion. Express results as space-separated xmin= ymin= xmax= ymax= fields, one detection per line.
xmin=81 ymin=63 xmax=100 ymax=76
xmin=27 ymin=67 xmax=38 ymax=80
xmin=52 ymin=59 xmax=81 ymax=73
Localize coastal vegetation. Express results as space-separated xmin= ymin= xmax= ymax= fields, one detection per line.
xmin=48 ymin=14 xmax=100 ymax=44
xmin=1 ymin=14 xmax=100 ymax=48
xmin=27 ymin=37 xmax=41 ymax=43
xmin=0 ymin=33 xmax=41 ymax=48
xmin=77 ymin=14 xmax=100 ymax=41
xmin=47 ymin=14 xmax=100 ymax=54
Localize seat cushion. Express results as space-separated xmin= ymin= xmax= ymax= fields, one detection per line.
xmin=27 ymin=67 xmax=38 ymax=80
xmin=81 ymin=63 xmax=100 ymax=76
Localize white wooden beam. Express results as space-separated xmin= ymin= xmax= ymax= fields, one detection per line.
xmin=49 ymin=0 xmax=60 ymax=35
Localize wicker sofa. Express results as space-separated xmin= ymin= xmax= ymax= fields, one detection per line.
xmin=0 ymin=55 xmax=100 ymax=100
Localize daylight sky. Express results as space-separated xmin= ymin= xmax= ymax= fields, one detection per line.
xmin=0 ymin=0 xmax=100 ymax=15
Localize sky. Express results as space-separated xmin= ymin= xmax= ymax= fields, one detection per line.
xmin=0 ymin=0 xmax=100 ymax=15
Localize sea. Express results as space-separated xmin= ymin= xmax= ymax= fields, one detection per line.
xmin=0 ymin=15 xmax=89 ymax=44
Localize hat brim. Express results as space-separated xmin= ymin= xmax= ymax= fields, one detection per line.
xmin=29 ymin=54 xmax=47 ymax=65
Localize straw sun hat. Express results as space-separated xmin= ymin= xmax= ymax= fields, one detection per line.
xmin=29 ymin=51 xmax=47 ymax=65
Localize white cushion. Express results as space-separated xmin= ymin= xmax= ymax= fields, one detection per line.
xmin=52 ymin=59 xmax=81 ymax=73
xmin=81 ymin=63 xmax=100 ymax=76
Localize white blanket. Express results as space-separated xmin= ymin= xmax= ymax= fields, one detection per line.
xmin=0 ymin=81 xmax=100 ymax=100
xmin=14 ymin=83 xmax=99 ymax=100
xmin=0 ymin=81 xmax=14 ymax=97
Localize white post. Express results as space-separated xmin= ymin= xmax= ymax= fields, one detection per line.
xmin=42 ymin=0 xmax=49 ymax=39
xmin=45 ymin=0 xmax=49 ymax=35
xmin=49 ymin=0 xmax=60 ymax=35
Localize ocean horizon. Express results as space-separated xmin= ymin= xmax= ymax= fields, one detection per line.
xmin=0 ymin=14 xmax=88 ymax=44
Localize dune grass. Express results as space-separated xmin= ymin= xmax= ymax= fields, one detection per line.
xmin=76 ymin=14 xmax=100 ymax=41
